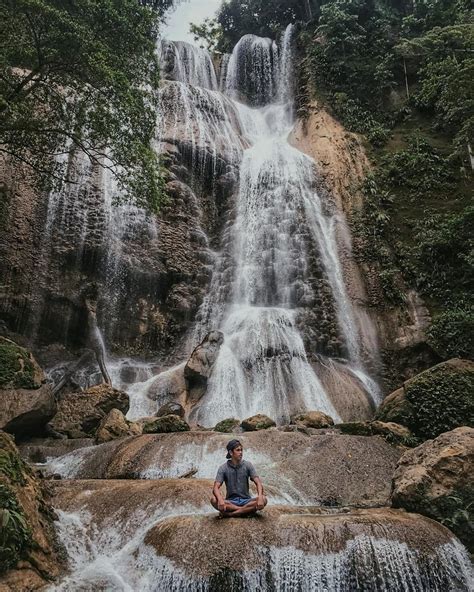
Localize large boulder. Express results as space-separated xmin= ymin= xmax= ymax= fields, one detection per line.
xmin=44 ymin=431 xmax=402 ymax=507
xmin=241 ymin=414 xmax=276 ymax=432
xmin=0 ymin=338 xmax=56 ymax=438
xmin=392 ymin=427 xmax=474 ymax=551
xmin=290 ymin=411 xmax=334 ymax=429
xmin=49 ymin=384 xmax=129 ymax=438
xmin=338 ymin=421 xmax=415 ymax=446
xmin=49 ymin=479 xmax=472 ymax=591
xmin=214 ymin=418 xmax=240 ymax=433
xmin=95 ymin=409 xmax=142 ymax=444
xmin=146 ymin=363 xmax=187 ymax=404
xmin=376 ymin=358 xmax=474 ymax=440
xmin=142 ymin=414 xmax=190 ymax=434
xmin=0 ymin=432 xmax=62 ymax=590
xmin=184 ymin=331 xmax=224 ymax=403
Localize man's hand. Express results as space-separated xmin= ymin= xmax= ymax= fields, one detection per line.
xmin=217 ymin=499 xmax=226 ymax=512
xmin=256 ymin=495 xmax=265 ymax=510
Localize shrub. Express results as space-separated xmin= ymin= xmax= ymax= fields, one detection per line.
xmin=0 ymin=484 xmax=32 ymax=574
xmin=0 ymin=339 xmax=38 ymax=390
xmin=405 ymin=365 xmax=474 ymax=439
xmin=427 ymin=308 xmax=474 ymax=360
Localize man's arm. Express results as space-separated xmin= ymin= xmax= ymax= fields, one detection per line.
xmin=251 ymin=476 xmax=265 ymax=510
xmin=213 ymin=480 xmax=226 ymax=512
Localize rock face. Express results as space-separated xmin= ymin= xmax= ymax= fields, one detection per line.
xmin=45 ymin=431 xmax=402 ymax=507
xmin=290 ymin=411 xmax=334 ymax=429
xmin=95 ymin=409 xmax=142 ymax=444
xmin=338 ymin=420 xmax=415 ymax=445
xmin=0 ymin=432 xmax=62 ymax=590
xmin=143 ymin=415 xmax=190 ymax=434
xmin=49 ymin=384 xmax=129 ymax=438
xmin=392 ymin=426 xmax=474 ymax=551
xmin=376 ymin=358 xmax=474 ymax=440
xmin=0 ymin=338 xmax=56 ymax=438
xmin=48 ymin=479 xmax=473 ymax=591
xmin=184 ymin=331 xmax=224 ymax=403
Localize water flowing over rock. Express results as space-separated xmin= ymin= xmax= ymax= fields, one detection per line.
xmin=47 ymin=479 xmax=473 ymax=592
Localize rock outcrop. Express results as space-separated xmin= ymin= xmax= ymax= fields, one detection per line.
xmin=214 ymin=418 xmax=240 ymax=433
xmin=95 ymin=409 xmax=142 ymax=444
xmin=48 ymin=479 xmax=473 ymax=591
xmin=376 ymin=359 xmax=474 ymax=440
xmin=49 ymin=384 xmax=129 ymax=438
xmin=392 ymin=426 xmax=474 ymax=551
xmin=0 ymin=432 xmax=62 ymax=591
xmin=45 ymin=431 xmax=402 ymax=507
xmin=241 ymin=414 xmax=276 ymax=431
xmin=290 ymin=411 xmax=334 ymax=429
xmin=184 ymin=331 xmax=224 ymax=403
xmin=156 ymin=401 xmax=185 ymax=418
xmin=0 ymin=338 xmax=56 ymax=438
xmin=142 ymin=415 xmax=190 ymax=434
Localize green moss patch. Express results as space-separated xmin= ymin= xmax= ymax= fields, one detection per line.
xmin=405 ymin=364 xmax=474 ymax=440
xmin=0 ymin=338 xmax=38 ymax=390
xmin=0 ymin=483 xmax=33 ymax=574
xmin=214 ymin=418 xmax=240 ymax=433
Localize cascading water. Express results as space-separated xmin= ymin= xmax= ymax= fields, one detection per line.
xmin=184 ymin=26 xmax=379 ymax=426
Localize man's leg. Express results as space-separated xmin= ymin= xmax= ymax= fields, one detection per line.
xmin=210 ymin=496 xmax=242 ymax=514
xmin=226 ymin=496 xmax=268 ymax=516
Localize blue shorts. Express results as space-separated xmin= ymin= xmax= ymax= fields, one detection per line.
xmin=227 ymin=496 xmax=255 ymax=507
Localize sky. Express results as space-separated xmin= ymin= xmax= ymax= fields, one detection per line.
xmin=161 ymin=0 xmax=222 ymax=43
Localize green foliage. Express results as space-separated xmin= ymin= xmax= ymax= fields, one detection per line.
xmin=190 ymin=18 xmax=224 ymax=52
xmin=0 ymin=0 xmax=170 ymax=210
xmin=0 ymin=339 xmax=38 ymax=390
xmin=405 ymin=365 xmax=474 ymax=439
xmin=0 ymin=483 xmax=32 ymax=574
xmin=215 ymin=0 xmax=318 ymax=51
xmin=427 ymin=308 xmax=474 ymax=360
xmin=410 ymin=206 xmax=473 ymax=301
xmin=435 ymin=488 xmax=474 ymax=551
xmin=0 ymin=449 xmax=28 ymax=487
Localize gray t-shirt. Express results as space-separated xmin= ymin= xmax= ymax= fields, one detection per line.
xmin=215 ymin=460 xmax=258 ymax=499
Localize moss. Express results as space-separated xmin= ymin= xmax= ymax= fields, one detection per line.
xmin=338 ymin=422 xmax=374 ymax=437
xmin=375 ymin=394 xmax=416 ymax=428
xmin=338 ymin=421 xmax=420 ymax=447
xmin=0 ymin=483 xmax=33 ymax=574
xmin=405 ymin=365 xmax=474 ymax=439
xmin=427 ymin=309 xmax=474 ymax=360
xmin=143 ymin=414 xmax=190 ymax=434
xmin=0 ymin=338 xmax=38 ymax=390
xmin=214 ymin=418 xmax=240 ymax=433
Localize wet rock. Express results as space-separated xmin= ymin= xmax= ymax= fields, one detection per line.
xmin=0 ymin=432 xmax=62 ymax=589
xmin=18 ymin=438 xmax=94 ymax=464
xmin=47 ymin=431 xmax=402 ymax=506
xmin=184 ymin=331 xmax=224 ymax=403
xmin=49 ymin=384 xmax=129 ymax=438
xmin=156 ymin=402 xmax=185 ymax=419
xmin=376 ymin=359 xmax=474 ymax=440
xmin=214 ymin=418 xmax=240 ymax=433
xmin=147 ymin=363 xmax=186 ymax=404
xmin=290 ymin=411 xmax=334 ymax=429
xmin=143 ymin=414 xmax=190 ymax=434
xmin=48 ymin=477 xmax=472 ymax=591
xmin=392 ymin=427 xmax=474 ymax=551
xmin=0 ymin=338 xmax=56 ymax=438
xmin=241 ymin=414 xmax=276 ymax=432
xmin=95 ymin=409 xmax=142 ymax=444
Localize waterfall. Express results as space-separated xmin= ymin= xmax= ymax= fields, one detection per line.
xmin=181 ymin=24 xmax=379 ymax=426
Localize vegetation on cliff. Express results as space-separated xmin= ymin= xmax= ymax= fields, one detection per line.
xmin=0 ymin=0 xmax=176 ymax=210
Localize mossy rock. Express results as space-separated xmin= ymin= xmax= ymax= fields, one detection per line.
xmin=338 ymin=421 xmax=419 ymax=447
xmin=338 ymin=422 xmax=374 ymax=437
xmin=405 ymin=360 xmax=474 ymax=440
xmin=214 ymin=418 xmax=240 ymax=433
xmin=240 ymin=414 xmax=275 ymax=432
xmin=375 ymin=387 xmax=416 ymax=427
xmin=143 ymin=414 xmax=190 ymax=434
xmin=0 ymin=337 xmax=40 ymax=390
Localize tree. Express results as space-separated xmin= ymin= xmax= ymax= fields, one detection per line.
xmin=0 ymin=0 xmax=173 ymax=210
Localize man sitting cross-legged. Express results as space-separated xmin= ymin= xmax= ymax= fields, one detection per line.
xmin=211 ymin=439 xmax=268 ymax=517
